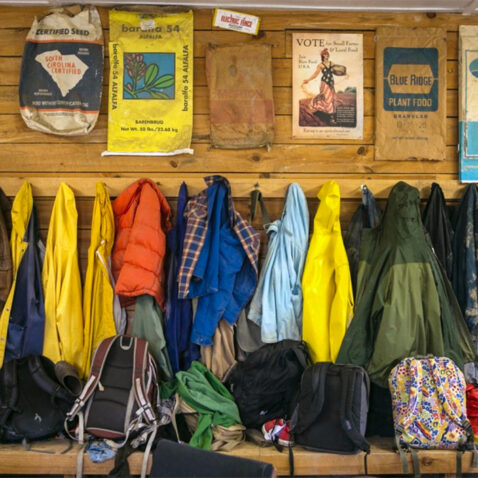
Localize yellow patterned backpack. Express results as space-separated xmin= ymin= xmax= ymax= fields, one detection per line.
xmin=389 ymin=356 xmax=475 ymax=476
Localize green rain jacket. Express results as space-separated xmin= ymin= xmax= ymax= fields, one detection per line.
xmin=176 ymin=361 xmax=242 ymax=449
xmin=336 ymin=182 xmax=476 ymax=387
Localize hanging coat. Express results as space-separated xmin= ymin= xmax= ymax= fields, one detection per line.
xmin=43 ymin=183 xmax=84 ymax=377
xmin=201 ymin=319 xmax=237 ymax=382
xmin=0 ymin=188 xmax=12 ymax=313
xmin=248 ymin=183 xmax=309 ymax=343
xmin=132 ymin=294 xmax=173 ymax=381
xmin=179 ymin=176 xmax=259 ymax=347
xmin=112 ymin=179 xmax=171 ymax=309
xmin=302 ymin=180 xmax=354 ymax=363
xmin=0 ymin=188 xmax=12 ymax=237
xmin=82 ymin=182 xmax=123 ymax=378
xmin=452 ymin=184 xmax=478 ymax=340
xmin=423 ymin=182 xmax=453 ymax=280
xmin=343 ymin=185 xmax=381 ymax=297
xmin=165 ymin=183 xmax=199 ymax=374
xmin=0 ymin=182 xmax=44 ymax=367
xmin=337 ymin=181 xmax=476 ymax=388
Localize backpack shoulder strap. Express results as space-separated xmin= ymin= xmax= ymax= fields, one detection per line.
xmin=0 ymin=360 xmax=18 ymax=427
xmin=132 ymin=338 xmax=156 ymax=425
xmin=339 ymin=367 xmax=370 ymax=452
xmin=28 ymin=356 xmax=71 ymax=403
xmin=294 ymin=342 xmax=312 ymax=369
xmin=67 ymin=336 xmax=118 ymax=420
xmin=293 ymin=363 xmax=329 ymax=434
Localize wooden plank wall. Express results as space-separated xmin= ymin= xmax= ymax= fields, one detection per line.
xmin=0 ymin=6 xmax=477 ymax=274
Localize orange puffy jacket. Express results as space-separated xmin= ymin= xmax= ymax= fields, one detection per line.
xmin=112 ymin=179 xmax=172 ymax=309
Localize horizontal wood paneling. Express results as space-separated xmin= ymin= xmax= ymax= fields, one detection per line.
xmin=2 ymin=7 xmax=478 ymax=31
xmin=1 ymin=436 xmax=478 ymax=476
xmin=0 ymin=144 xmax=462 ymax=174
xmin=0 ymin=114 xmax=461 ymax=146
xmin=0 ymin=29 xmax=287 ymax=58
xmin=0 ymin=6 xmax=471 ymax=233
xmin=0 ymin=56 xmax=460 ymax=89
xmin=0 ymin=87 xmax=461 ymax=117
xmin=0 ymin=177 xmax=465 ymax=199
xmin=0 ymin=27 xmax=459 ymax=61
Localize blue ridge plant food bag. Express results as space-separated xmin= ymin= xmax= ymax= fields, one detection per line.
xmin=19 ymin=6 xmax=104 ymax=136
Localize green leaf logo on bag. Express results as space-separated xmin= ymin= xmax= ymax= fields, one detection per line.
xmin=123 ymin=52 xmax=175 ymax=100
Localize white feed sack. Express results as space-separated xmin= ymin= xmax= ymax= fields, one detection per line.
xmin=19 ymin=6 xmax=104 ymax=136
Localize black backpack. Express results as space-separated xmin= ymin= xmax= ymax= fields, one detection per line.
xmin=290 ymin=362 xmax=370 ymax=454
xmin=0 ymin=355 xmax=75 ymax=442
xmin=226 ymin=340 xmax=310 ymax=430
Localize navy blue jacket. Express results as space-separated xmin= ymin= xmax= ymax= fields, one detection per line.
xmin=165 ymin=183 xmax=199 ymax=373
xmin=5 ymin=206 xmax=45 ymax=362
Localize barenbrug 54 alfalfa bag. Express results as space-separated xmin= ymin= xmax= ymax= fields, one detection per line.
xmin=104 ymin=10 xmax=193 ymax=156
xmin=19 ymin=6 xmax=104 ymax=136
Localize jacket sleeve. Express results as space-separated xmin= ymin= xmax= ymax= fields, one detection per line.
xmin=329 ymin=254 xmax=354 ymax=363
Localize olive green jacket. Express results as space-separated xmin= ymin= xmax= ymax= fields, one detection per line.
xmin=337 ymin=182 xmax=476 ymax=387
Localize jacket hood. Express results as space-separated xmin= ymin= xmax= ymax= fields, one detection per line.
xmin=51 ymin=183 xmax=78 ymax=251
xmin=11 ymin=181 xmax=33 ymax=245
xmin=381 ymin=181 xmax=422 ymax=239
xmin=315 ymin=180 xmax=341 ymax=232
xmin=113 ymin=178 xmax=171 ymax=233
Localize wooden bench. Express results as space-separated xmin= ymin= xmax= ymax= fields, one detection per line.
xmin=0 ymin=438 xmax=476 ymax=476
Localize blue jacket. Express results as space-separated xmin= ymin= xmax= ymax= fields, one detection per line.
xmin=5 ymin=199 xmax=45 ymax=363
xmin=248 ymin=183 xmax=309 ymax=342
xmin=165 ymin=183 xmax=199 ymax=373
xmin=188 ymin=179 xmax=258 ymax=346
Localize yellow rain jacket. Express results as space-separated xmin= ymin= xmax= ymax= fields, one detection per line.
xmin=82 ymin=182 xmax=117 ymax=378
xmin=302 ymin=180 xmax=354 ymax=363
xmin=43 ymin=183 xmax=84 ymax=376
xmin=0 ymin=182 xmax=33 ymax=367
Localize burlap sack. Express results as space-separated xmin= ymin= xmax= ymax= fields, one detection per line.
xmin=206 ymin=43 xmax=275 ymax=149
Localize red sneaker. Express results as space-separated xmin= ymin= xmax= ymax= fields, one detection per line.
xmin=261 ymin=418 xmax=294 ymax=447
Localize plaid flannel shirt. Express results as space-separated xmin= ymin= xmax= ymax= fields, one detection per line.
xmin=178 ymin=175 xmax=259 ymax=299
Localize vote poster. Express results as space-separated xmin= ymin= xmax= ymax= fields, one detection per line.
xmin=292 ymin=32 xmax=363 ymax=139
xmin=375 ymin=27 xmax=447 ymax=161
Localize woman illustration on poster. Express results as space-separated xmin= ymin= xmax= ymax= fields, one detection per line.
xmin=302 ymin=48 xmax=342 ymax=125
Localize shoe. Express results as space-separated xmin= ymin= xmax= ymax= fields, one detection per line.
xmin=54 ymin=361 xmax=83 ymax=397
xmin=261 ymin=418 xmax=294 ymax=447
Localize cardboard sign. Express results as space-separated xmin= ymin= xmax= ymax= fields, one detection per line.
xmin=459 ymin=26 xmax=478 ymax=182
xmin=213 ymin=9 xmax=260 ymax=35
xmin=375 ymin=27 xmax=447 ymax=161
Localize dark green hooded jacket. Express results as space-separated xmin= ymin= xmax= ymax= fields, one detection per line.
xmin=337 ymin=182 xmax=476 ymax=387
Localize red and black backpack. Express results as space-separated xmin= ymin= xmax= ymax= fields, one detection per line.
xmin=66 ymin=335 xmax=159 ymax=478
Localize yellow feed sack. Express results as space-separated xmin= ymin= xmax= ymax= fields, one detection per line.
xmin=106 ymin=10 xmax=193 ymax=155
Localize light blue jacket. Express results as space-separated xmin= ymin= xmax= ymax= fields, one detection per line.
xmin=248 ymin=183 xmax=309 ymax=342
